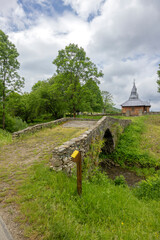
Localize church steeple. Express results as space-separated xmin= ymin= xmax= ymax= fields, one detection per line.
xmin=129 ymin=80 xmax=139 ymax=100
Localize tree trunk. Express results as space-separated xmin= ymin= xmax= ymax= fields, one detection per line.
xmin=73 ymin=104 xmax=76 ymax=118
xmin=2 ymin=77 xmax=5 ymax=130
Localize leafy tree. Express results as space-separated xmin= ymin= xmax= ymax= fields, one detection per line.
xmin=101 ymin=91 xmax=115 ymax=113
xmin=82 ymin=79 xmax=103 ymax=113
xmin=6 ymin=92 xmax=23 ymax=117
xmin=0 ymin=30 xmax=24 ymax=129
xmin=53 ymin=43 xmax=103 ymax=117
xmin=157 ymin=64 xmax=160 ymax=92
xmin=28 ymin=77 xmax=67 ymax=120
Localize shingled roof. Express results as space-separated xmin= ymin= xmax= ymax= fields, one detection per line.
xmin=121 ymin=82 xmax=151 ymax=107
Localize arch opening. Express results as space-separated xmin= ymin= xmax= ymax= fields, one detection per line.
xmin=102 ymin=129 xmax=114 ymax=154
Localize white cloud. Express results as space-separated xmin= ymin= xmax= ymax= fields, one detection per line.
xmin=1 ymin=0 xmax=160 ymax=110
xmin=63 ymin=0 xmax=104 ymax=19
xmin=9 ymin=12 xmax=90 ymax=91
xmin=0 ymin=0 xmax=27 ymax=31
xmin=0 ymin=0 xmax=18 ymax=14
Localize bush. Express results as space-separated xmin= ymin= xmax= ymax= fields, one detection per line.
xmin=114 ymin=175 xmax=127 ymax=187
xmin=134 ymin=174 xmax=160 ymax=200
xmin=5 ymin=115 xmax=28 ymax=132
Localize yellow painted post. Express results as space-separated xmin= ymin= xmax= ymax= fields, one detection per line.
xmin=71 ymin=150 xmax=82 ymax=195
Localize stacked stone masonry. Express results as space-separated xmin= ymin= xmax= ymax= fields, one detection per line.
xmin=12 ymin=117 xmax=97 ymax=138
xmin=12 ymin=116 xmax=131 ymax=174
xmin=50 ymin=116 xmax=131 ymax=173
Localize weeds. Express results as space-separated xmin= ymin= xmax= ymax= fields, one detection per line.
xmin=15 ymin=163 xmax=160 ymax=240
xmin=83 ymin=137 xmax=104 ymax=180
xmin=134 ymin=172 xmax=160 ymax=200
xmin=106 ymin=116 xmax=160 ymax=174
xmin=114 ymin=175 xmax=127 ymax=187
xmin=0 ymin=129 xmax=12 ymax=146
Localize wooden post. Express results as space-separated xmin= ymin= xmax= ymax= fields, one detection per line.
xmin=71 ymin=150 xmax=82 ymax=195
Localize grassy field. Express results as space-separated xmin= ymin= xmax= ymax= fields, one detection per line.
xmin=0 ymin=116 xmax=160 ymax=239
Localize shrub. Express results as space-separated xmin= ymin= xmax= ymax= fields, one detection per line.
xmin=134 ymin=174 xmax=160 ymax=200
xmin=5 ymin=115 xmax=28 ymax=132
xmin=114 ymin=175 xmax=127 ymax=187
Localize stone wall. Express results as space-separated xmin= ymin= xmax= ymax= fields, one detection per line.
xmin=50 ymin=116 xmax=131 ymax=173
xmin=12 ymin=117 xmax=70 ymax=138
xmin=12 ymin=117 xmax=97 ymax=138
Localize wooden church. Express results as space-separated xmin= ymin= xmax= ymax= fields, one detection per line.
xmin=121 ymin=81 xmax=151 ymax=116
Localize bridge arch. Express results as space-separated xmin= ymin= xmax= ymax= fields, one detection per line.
xmin=102 ymin=128 xmax=114 ymax=154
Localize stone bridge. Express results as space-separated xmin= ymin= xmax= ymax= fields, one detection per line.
xmin=12 ymin=116 xmax=131 ymax=174
xmin=50 ymin=116 xmax=131 ymax=173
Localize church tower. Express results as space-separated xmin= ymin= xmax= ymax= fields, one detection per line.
xmin=121 ymin=81 xmax=151 ymax=116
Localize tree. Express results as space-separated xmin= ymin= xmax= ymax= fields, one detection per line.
xmin=0 ymin=30 xmax=24 ymax=129
xmin=82 ymin=79 xmax=103 ymax=113
xmin=53 ymin=43 xmax=103 ymax=117
xmin=157 ymin=64 xmax=160 ymax=92
xmin=101 ymin=91 xmax=115 ymax=113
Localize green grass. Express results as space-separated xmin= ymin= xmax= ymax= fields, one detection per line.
xmin=0 ymin=129 xmax=12 ymax=146
xmin=1 ymin=115 xmax=160 ymax=239
xmin=107 ymin=115 xmax=160 ymax=176
xmin=15 ymin=163 xmax=160 ymax=240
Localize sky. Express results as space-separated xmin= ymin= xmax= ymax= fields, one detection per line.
xmin=0 ymin=0 xmax=160 ymax=111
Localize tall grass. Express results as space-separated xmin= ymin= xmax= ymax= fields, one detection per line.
xmin=0 ymin=129 xmax=12 ymax=146
xmin=107 ymin=116 xmax=160 ymax=171
xmin=16 ymin=163 xmax=160 ymax=240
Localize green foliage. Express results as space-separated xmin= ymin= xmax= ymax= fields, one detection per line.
xmin=0 ymin=43 xmax=104 ymax=124
xmin=114 ymin=175 xmax=127 ymax=186
xmin=101 ymin=90 xmax=115 ymax=113
xmin=0 ymin=128 xmax=12 ymax=146
xmin=5 ymin=115 xmax=28 ymax=132
xmin=111 ymin=116 xmax=159 ymax=168
xmin=0 ymin=30 xmax=24 ymax=129
xmin=83 ymin=137 xmax=104 ymax=180
xmin=157 ymin=64 xmax=160 ymax=92
xmin=134 ymin=173 xmax=160 ymax=200
xmin=82 ymin=79 xmax=103 ymax=113
xmin=53 ymin=43 xmax=103 ymax=116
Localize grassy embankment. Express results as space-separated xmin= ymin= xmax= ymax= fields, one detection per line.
xmin=0 ymin=116 xmax=160 ymax=239
xmin=110 ymin=115 xmax=160 ymax=176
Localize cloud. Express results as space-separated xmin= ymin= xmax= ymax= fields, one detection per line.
xmin=9 ymin=11 xmax=90 ymax=91
xmin=1 ymin=0 xmax=160 ymax=110
xmin=85 ymin=0 xmax=160 ymax=110
xmin=62 ymin=0 xmax=105 ymax=20
xmin=0 ymin=0 xmax=27 ymax=31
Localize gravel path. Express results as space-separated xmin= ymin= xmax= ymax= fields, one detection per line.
xmin=62 ymin=120 xmax=97 ymax=128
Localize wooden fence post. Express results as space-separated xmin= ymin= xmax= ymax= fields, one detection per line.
xmin=71 ymin=150 xmax=82 ymax=195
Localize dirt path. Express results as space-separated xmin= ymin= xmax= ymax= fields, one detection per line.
xmin=0 ymin=125 xmax=87 ymax=240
